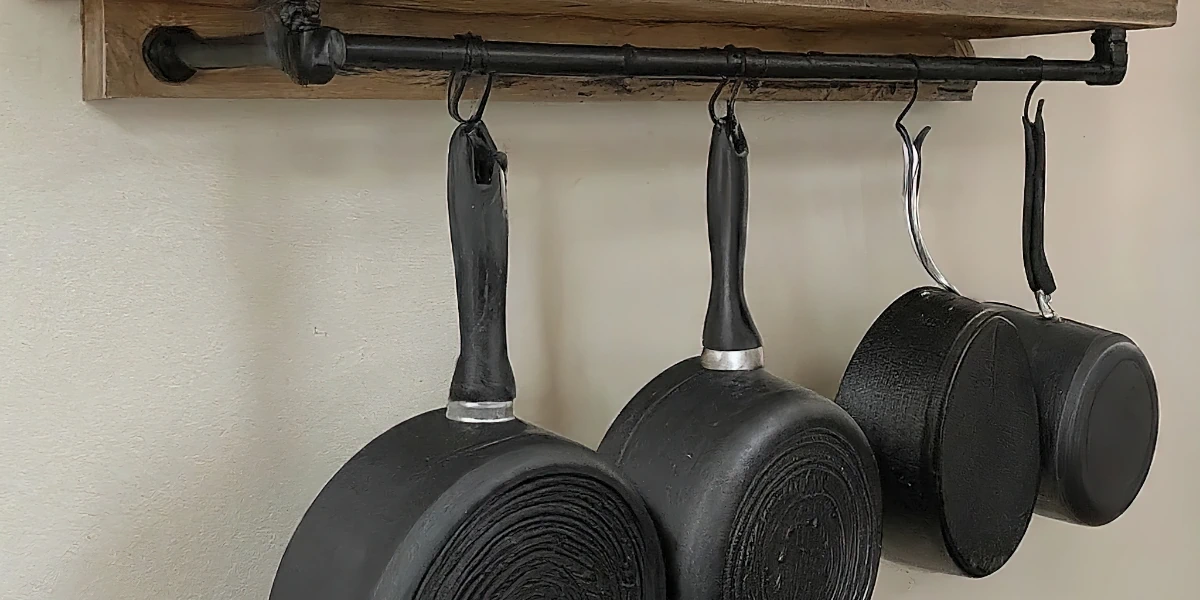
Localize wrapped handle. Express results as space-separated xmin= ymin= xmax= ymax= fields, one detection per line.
xmin=1022 ymin=100 xmax=1057 ymax=302
xmin=446 ymin=122 xmax=516 ymax=420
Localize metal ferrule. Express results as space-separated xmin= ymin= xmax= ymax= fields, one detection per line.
xmin=1035 ymin=290 xmax=1059 ymax=320
xmin=446 ymin=400 xmax=515 ymax=423
xmin=701 ymin=348 xmax=765 ymax=371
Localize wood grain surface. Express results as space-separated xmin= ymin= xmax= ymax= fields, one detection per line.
xmin=138 ymin=0 xmax=1180 ymax=38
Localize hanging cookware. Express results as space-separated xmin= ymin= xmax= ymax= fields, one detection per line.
xmin=996 ymin=87 xmax=1158 ymax=527
xmin=598 ymin=80 xmax=883 ymax=600
xmin=270 ymin=75 xmax=666 ymax=600
xmin=833 ymin=88 xmax=1042 ymax=578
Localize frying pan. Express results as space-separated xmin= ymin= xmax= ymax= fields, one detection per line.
xmin=598 ymin=90 xmax=882 ymax=600
xmin=833 ymin=100 xmax=1042 ymax=578
xmin=270 ymin=114 xmax=665 ymax=599
xmin=997 ymin=95 xmax=1158 ymax=527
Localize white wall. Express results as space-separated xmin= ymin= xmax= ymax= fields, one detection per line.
xmin=2 ymin=1 xmax=1197 ymax=598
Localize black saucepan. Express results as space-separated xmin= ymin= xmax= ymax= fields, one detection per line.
xmin=270 ymin=117 xmax=665 ymax=599
xmin=997 ymin=96 xmax=1158 ymax=527
xmin=599 ymin=95 xmax=882 ymax=600
xmin=833 ymin=105 xmax=1042 ymax=578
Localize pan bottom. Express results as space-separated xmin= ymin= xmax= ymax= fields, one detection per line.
xmin=837 ymin=288 xmax=1041 ymax=578
xmin=409 ymin=471 xmax=656 ymax=600
xmin=601 ymin=359 xmax=882 ymax=600
xmin=936 ymin=317 xmax=1040 ymax=577
xmin=724 ymin=426 xmax=880 ymax=600
xmin=1059 ymin=340 xmax=1158 ymax=526
xmin=272 ymin=414 xmax=665 ymax=600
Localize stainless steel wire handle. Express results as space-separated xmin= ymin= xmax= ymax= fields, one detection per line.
xmin=896 ymin=84 xmax=959 ymax=295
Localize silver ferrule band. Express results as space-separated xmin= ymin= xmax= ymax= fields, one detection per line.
xmin=701 ymin=347 xmax=765 ymax=371
xmin=1035 ymin=290 xmax=1058 ymax=320
xmin=445 ymin=400 xmax=515 ymax=423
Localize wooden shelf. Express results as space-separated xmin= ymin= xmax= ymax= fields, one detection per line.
xmin=82 ymin=0 xmax=1177 ymax=102
xmin=289 ymin=0 xmax=1179 ymax=39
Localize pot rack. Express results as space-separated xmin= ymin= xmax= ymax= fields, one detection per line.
xmin=82 ymin=1 xmax=1179 ymax=102
xmin=145 ymin=26 xmax=1130 ymax=89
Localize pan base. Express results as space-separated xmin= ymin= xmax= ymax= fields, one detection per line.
xmin=272 ymin=411 xmax=665 ymax=600
xmin=837 ymin=288 xmax=1041 ymax=578
xmin=601 ymin=358 xmax=882 ymax=600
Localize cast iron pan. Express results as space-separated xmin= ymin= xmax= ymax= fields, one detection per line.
xmin=833 ymin=107 xmax=1042 ymax=578
xmin=270 ymin=118 xmax=666 ymax=600
xmin=598 ymin=99 xmax=882 ymax=600
xmin=997 ymin=96 xmax=1158 ymax=527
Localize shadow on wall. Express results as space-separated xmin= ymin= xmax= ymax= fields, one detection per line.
xmin=59 ymin=99 xmax=459 ymax=599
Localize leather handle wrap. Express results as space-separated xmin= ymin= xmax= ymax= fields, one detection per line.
xmin=447 ymin=122 xmax=516 ymax=406
xmin=1022 ymin=101 xmax=1057 ymax=296
xmin=702 ymin=117 xmax=763 ymax=352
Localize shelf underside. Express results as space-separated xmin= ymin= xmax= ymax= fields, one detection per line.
xmin=191 ymin=0 xmax=1180 ymax=39
xmin=82 ymin=0 xmax=1177 ymax=101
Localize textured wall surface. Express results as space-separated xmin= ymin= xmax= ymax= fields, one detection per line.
xmin=2 ymin=1 xmax=1197 ymax=599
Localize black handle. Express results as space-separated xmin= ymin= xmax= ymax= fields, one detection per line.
xmin=447 ymin=122 xmax=516 ymax=405
xmin=702 ymin=117 xmax=762 ymax=352
xmin=1022 ymin=101 xmax=1057 ymax=296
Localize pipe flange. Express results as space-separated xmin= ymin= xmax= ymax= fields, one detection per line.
xmin=143 ymin=26 xmax=200 ymax=84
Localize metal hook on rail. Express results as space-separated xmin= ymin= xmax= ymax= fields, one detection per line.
xmin=447 ymin=35 xmax=495 ymax=125
xmin=447 ymin=71 xmax=494 ymax=124
xmin=1024 ymin=63 xmax=1045 ymax=122
xmin=709 ymin=47 xmax=748 ymax=125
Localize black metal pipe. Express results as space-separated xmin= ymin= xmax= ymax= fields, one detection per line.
xmin=144 ymin=26 xmax=1127 ymax=87
xmin=143 ymin=28 xmax=276 ymax=83
xmin=343 ymin=34 xmax=1119 ymax=84
xmin=178 ymin=33 xmax=276 ymax=70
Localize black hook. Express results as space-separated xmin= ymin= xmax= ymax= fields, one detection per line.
xmin=709 ymin=48 xmax=747 ymax=125
xmin=727 ymin=76 xmax=744 ymax=119
xmin=708 ymin=77 xmax=742 ymax=124
xmin=1024 ymin=56 xmax=1045 ymax=122
xmin=447 ymin=70 xmax=495 ymax=124
xmin=447 ymin=34 xmax=494 ymax=124
xmin=708 ymin=79 xmax=727 ymax=124
xmin=895 ymin=57 xmax=921 ymax=130
xmin=896 ymin=58 xmax=931 ymax=150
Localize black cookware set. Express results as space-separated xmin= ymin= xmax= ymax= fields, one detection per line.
xmin=268 ymin=75 xmax=1158 ymax=600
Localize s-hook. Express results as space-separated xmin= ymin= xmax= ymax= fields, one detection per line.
xmin=708 ymin=77 xmax=745 ymax=124
xmin=1021 ymin=61 xmax=1058 ymax=319
xmin=709 ymin=49 xmax=748 ymax=126
xmin=896 ymin=68 xmax=958 ymax=294
xmin=447 ymin=70 xmax=494 ymax=125
xmin=447 ymin=36 xmax=495 ymax=125
xmin=446 ymin=61 xmax=506 ymax=184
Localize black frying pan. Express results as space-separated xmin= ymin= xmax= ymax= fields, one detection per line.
xmin=997 ymin=96 xmax=1158 ymax=526
xmin=598 ymin=98 xmax=882 ymax=600
xmin=270 ymin=118 xmax=665 ymax=599
xmin=833 ymin=107 xmax=1042 ymax=578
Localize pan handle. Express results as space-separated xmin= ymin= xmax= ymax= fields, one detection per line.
xmin=445 ymin=121 xmax=517 ymax=423
xmin=701 ymin=113 xmax=764 ymax=371
xmin=896 ymin=81 xmax=959 ymax=295
xmin=1022 ymin=88 xmax=1058 ymax=319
